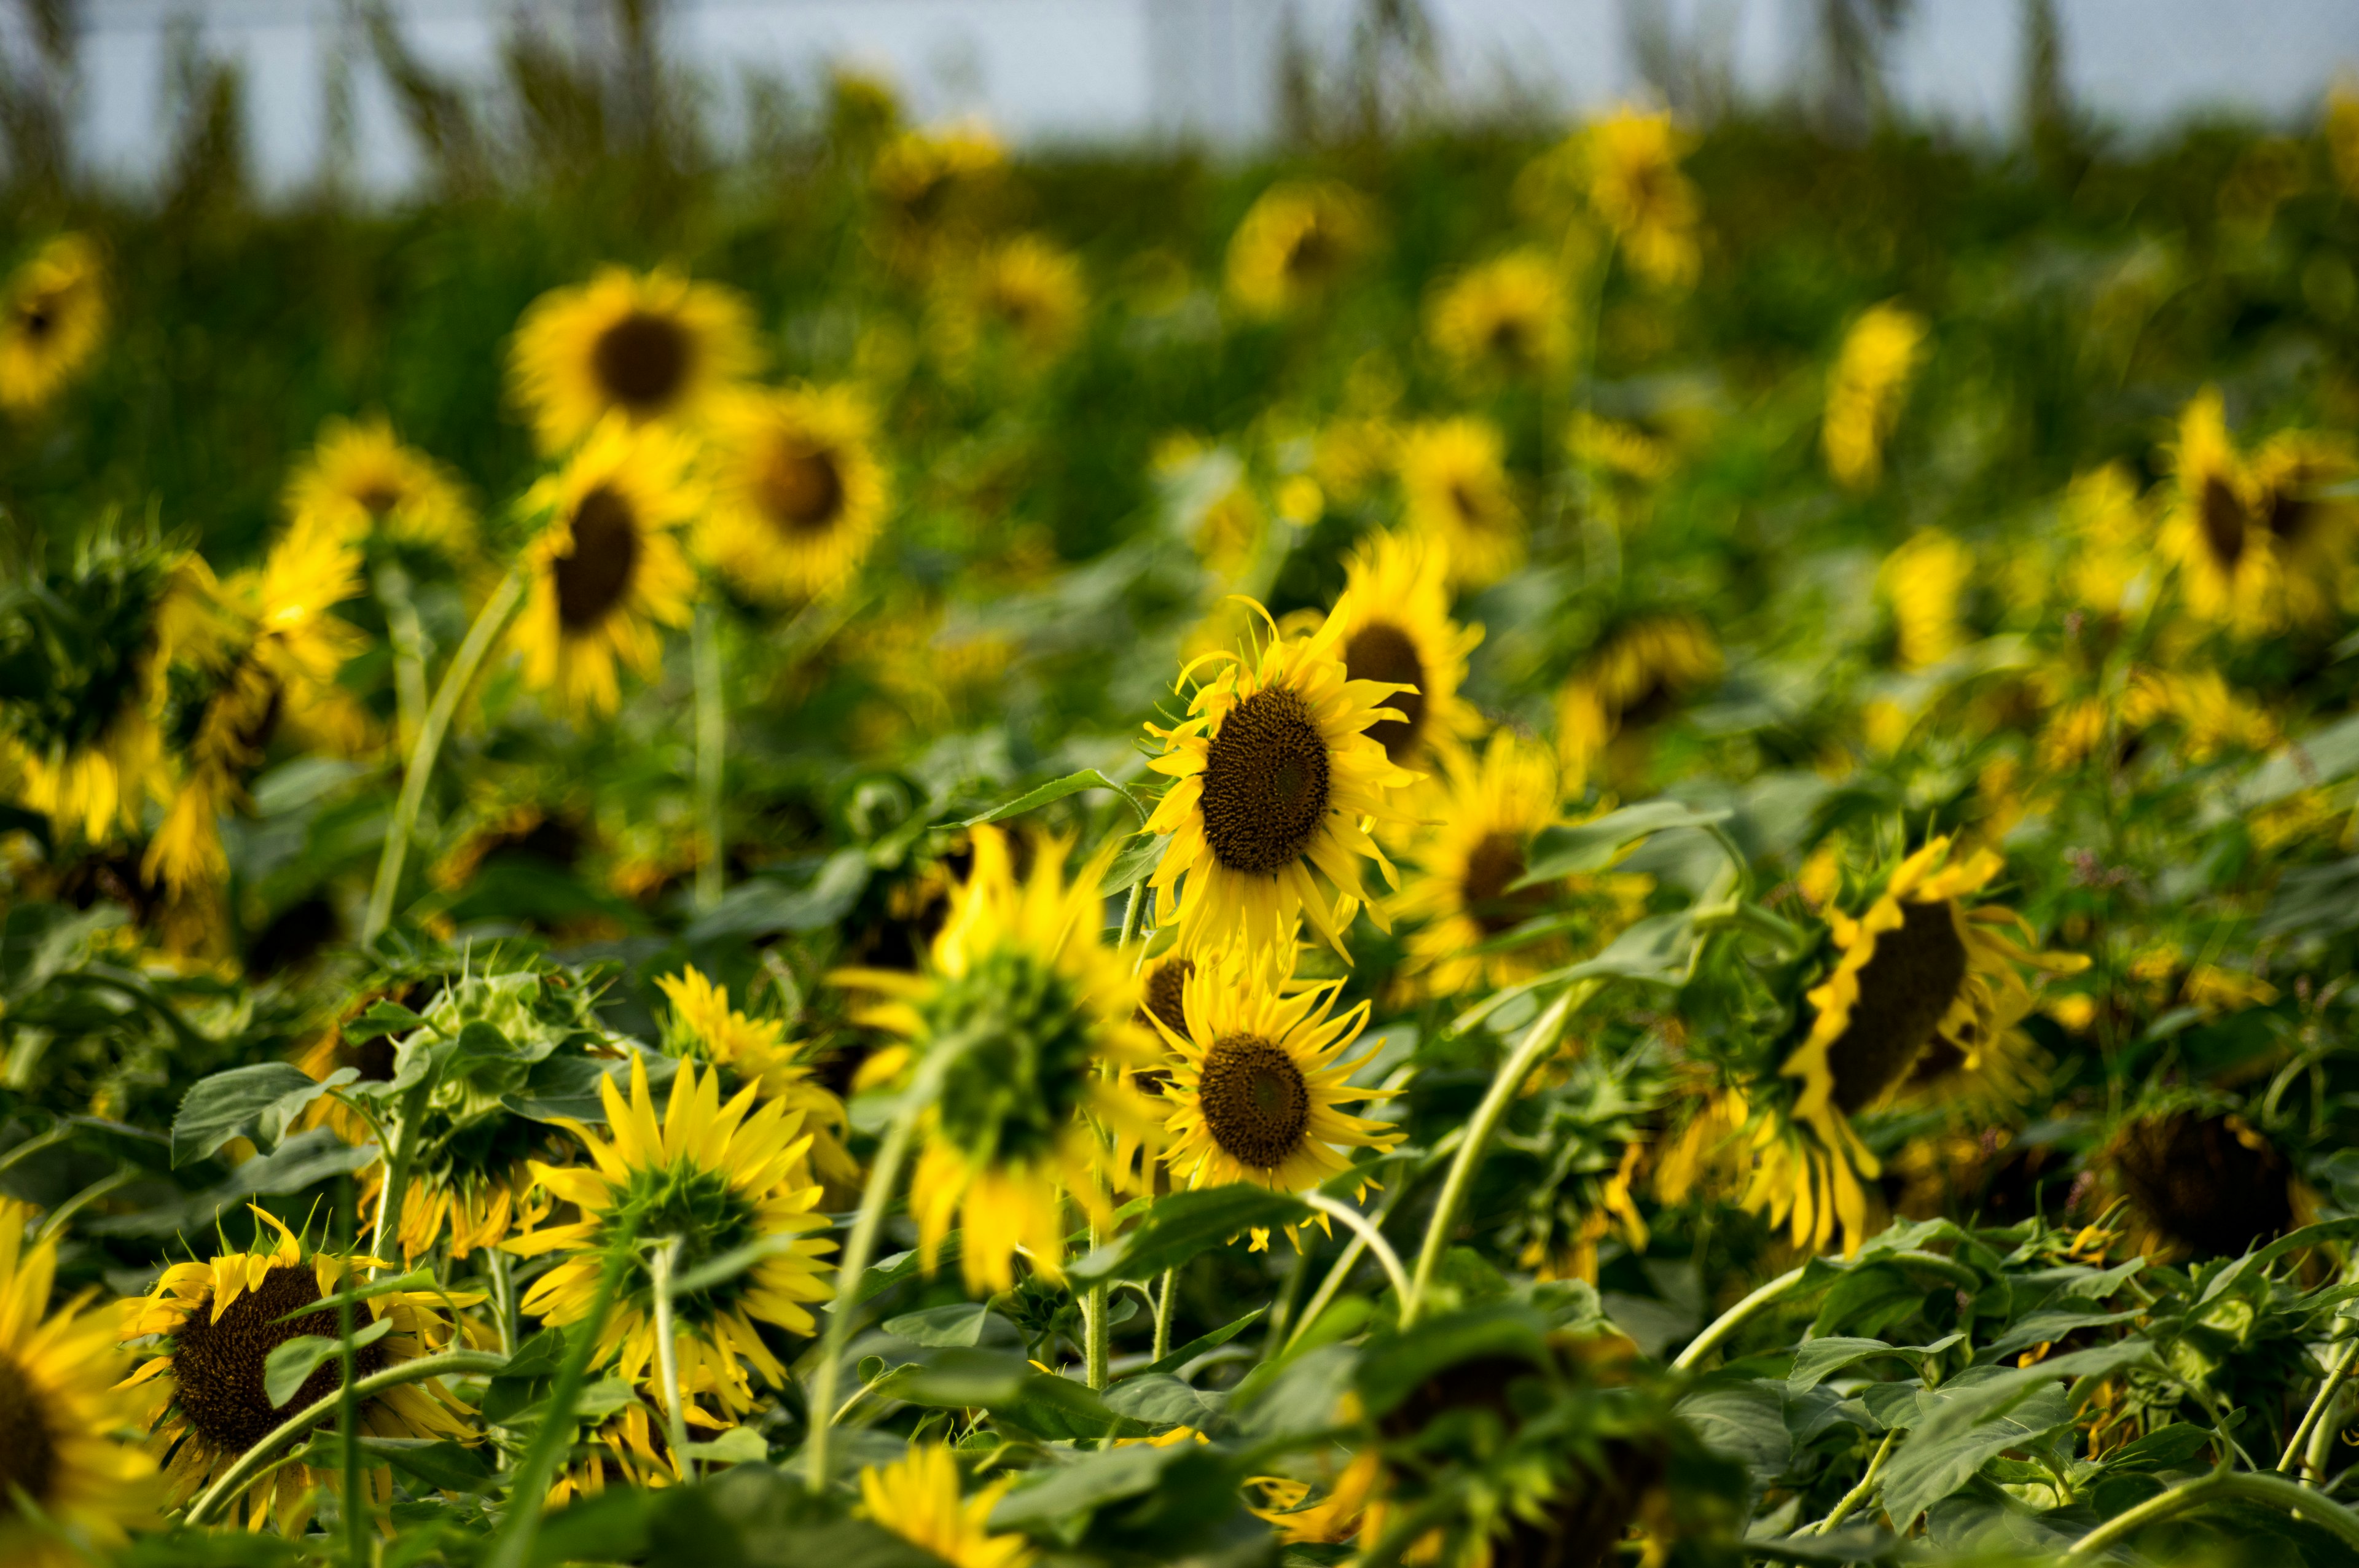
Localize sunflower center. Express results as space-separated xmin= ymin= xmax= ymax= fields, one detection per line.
xmin=354 ymin=482 xmax=403 ymax=518
xmin=1344 ymin=622 xmax=1428 ymax=763
xmin=926 ymin=948 xmax=1101 ymax=1166
xmin=590 ymin=310 xmax=691 ymax=412
xmin=757 ymin=440 xmax=846 ymax=536
xmin=1449 ymin=481 xmax=1483 ymax=526
xmin=2198 ymin=475 xmax=2248 ymax=569
xmin=554 ymin=486 xmax=641 ymax=631
xmin=2113 ymin=1112 xmax=2293 ymax=1258
xmin=1284 ymin=225 xmax=1339 ymax=286
xmin=1200 ymin=686 xmax=1332 ymax=876
xmin=1198 ymin=1033 xmax=1311 ymax=1171
xmin=20 ymin=298 xmax=55 ymax=341
xmin=2264 ymin=485 xmax=2317 ymax=547
xmin=614 ymin=1164 xmax=760 ymax=1324
xmin=1824 ymin=898 xmax=1968 ymax=1114
xmin=168 ymin=1265 xmax=389 ymax=1455
xmin=1461 ymin=832 xmax=1544 ymax=936
xmin=1616 ymin=672 xmax=1680 ymax=730
xmin=1488 ymin=318 xmax=1531 ymax=364
xmin=0 ymin=1351 xmax=57 ymax=1515
xmin=1141 ymin=956 xmax=1194 ymax=1040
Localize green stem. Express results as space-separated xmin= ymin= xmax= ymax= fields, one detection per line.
xmin=1084 ymin=1225 xmax=1112 ymax=1392
xmin=340 ymin=1231 xmax=367 ymax=1564
xmin=692 ymin=599 xmax=726 ymax=913
xmin=1152 ymin=1268 xmax=1176 ymax=1364
xmin=1402 ymin=981 xmax=1592 ymax=1327
xmin=1287 ymin=1180 xmax=1411 ymax=1352
xmin=651 ymin=1237 xmax=694 ymax=1482
xmin=364 ymin=1083 xmax=431 ymax=1279
xmin=362 ymin=567 xmax=525 ymax=943
xmin=1118 ymin=880 xmax=1148 ymax=956
xmin=1670 ymin=1265 xmax=1810 ymax=1372
xmin=2064 ymin=1469 xmax=2359 ymax=1559
xmin=1808 ymin=1429 xmax=1897 ymax=1534
xmin=375 ymin=561 xmax=429 ymax=759
xmin=483 ymin=1247 xmax=516 ymax=1359
xmin=2283 ymin=1332 xmax=2359 ymax=1476
xmin=805 ymin=1088 xmax=924 ymax=1495
xmin=1301 ymin=1193 xmax=1412 ymax=1310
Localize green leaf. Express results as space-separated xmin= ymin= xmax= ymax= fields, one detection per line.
xmin=1103 ymin=1373 xmax=1224 ymax=1429
xmin=343 ymin=999 xmax=431 ymax=1044
xmin=263 ymin=1316 xmax=392 ymax=1408
xmin=171 ymin=1063 xmax=356 ymax=1168
xmin=1788 ymin=1333 xmax=1962 ymax=1392
xmin=987 ymin=1373 xmax=1151 ymax=1441
xmin=1125 ymin=1305 xmax=1267 ymax=1379
xmin=883 ymin=1302 xmax=1019 ymax=1349
xmin=684 ymin=849 xmax=870 ymax=943
xmin=1068 ymin=1185 xmax=1312 ymax=1284
xmin=1353 ymin=1305 xmax=1551 ymax=1420
xmin=989 ymin=1443 xmax=1194 ymax=1530
xmin=360 ymin=1437 xmax=496 ymax=1493
xmin=1098 ymin=831 xmax=1169 ymax=896
xmin=961 ymin=769 xmax=1143 ymax=829
xmin=1517 ymin=801 xmax=1733 ymax=885
xmin=1562 ymin=910 xmax=1697 ymax=985
xmin=1974 ymin=1307 xmax=2143 ymax=1365
xmin=501 ymin=1051 xmax=680 ymax=1125
xmin=885 ymin=1347 xmax=1033 ymax=1408
xmin=2100 ymin=1422 xmax=2215 ymax=1474
xmin=1676 ymin=1380 xmax=1795 ymax=1489
xmin=680 ymin=1426 xmax=770 ymax=1464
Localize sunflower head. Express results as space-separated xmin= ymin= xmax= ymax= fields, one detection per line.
xmin=1823 ymin=302 xmax=1928 ymax=491
xmin=2250 ymin=428 xmax=2359 ymax=626
xmin=1426 ymin=248 xmax=1571 ymax=385
xmin=283 ymin=415 xmax=476 ymax=560
xmin=1397 ymin=417 xmax=1525 ymax=589
xmin=859 ymin=1442 xmax=1035 ymax=1568
xmin=1583 ymin=107 xmax=1701 ymax=289
xmin=1554 ymin=612 xmax=1721 ymax=787
xmin=1879 ymin=529 xmax=1974 ymax=671
xmin=1226 ymin=181 xmax=1369 ymax=318
xmin=963 ymin=233 xmax=1089 ymax=364
xmin=1331 ymin=528 xmax=1484 ymax=768
xmin=2100 ymin=1109 xmax=2299 ymax=1262
xmin=657 ymin=964 xmax=860 ymax=1203
xmin=0 ymin=233 xmax=106 ymax=414
xmin=509 ymin=266 xmax=761 ymax=453
xmin=2163 ymin=388 xmax=2279 ymax=633
xmin=700 ymin=384 xmax=890 ymax=603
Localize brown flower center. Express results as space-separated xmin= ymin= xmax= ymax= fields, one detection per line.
xmin=353 ymin=482 xmax=403 ymax=518
xmin=1199 ymin=1033 xmax=1310 ymax=1169
xmin=1141 ymin=956 xmax=1194 ymax=1040
xmin=590 ymin=310 xmax=691 ymax=412
xmin=757 ymin=440 xmax=846 ymax=536
xmin=1825 ymin=898 xmax=1968 ymax=1114
xmin=1488 ymin=316 xmax=1532 ymax=365
xmin=1200 ymin=685 xmax=1331 ymax=876
xmin=2198 ymin=474 xmax=2248 ymax=571
xmin=20 ymin=297 xmax=55 ymax=341
xmin=1449 ymin=480 xmax=1484 ymax=526
xmin=2111 ymin=1112 xmax=2293 ymax=1258
xmin=1283 ymin=224 xmax=1340 ymax=286
xmin=168 ymin=1264 xmax=391 ymax=1455
xmin=554 ymin=486 xmax=641 ymax=631
xmin=1344 ymin=621 xmax=1427 ymax=762
xmin=1461 ymin=832 xmax=1545 ymax=937
xmin=0 ymin=1351 xmax=57 ymax=1516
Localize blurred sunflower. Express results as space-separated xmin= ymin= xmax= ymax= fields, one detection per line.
xmin=859 ymin=1443 xmax=1033 ymax=1568
xmin=1426 ymin=248 xmax=1571 ymax=385
xmin=119 ymin=1206 xmax=478 ymax=1533
xmin=506 ymin=1056 xmax=836 ymax=1416
xmin=2161 ymin=388 xmax=2276 ymax=633
xmin=1879 ymin=529 xmax=1973 ymax=671
xmin=1397 ymin=416 xmax=1525 ymax=589
xmin=1327 ymin=528 xmax=1484 ymax=769
xmin=1823 ymin=303 xmax=1928 ymax=491
xmin=546 ymin=1396 xmax=689 ymax=1505
xmin=2248 ymin=427 xmax=2359 ymax=628
xmin=958 ymin=232 xmax=1089 ymax=366
xmin=698 ymin=384 xmax=889 ymax=603
xmin=1226 ymin=181 xmax=1368 ymax=318
xmin=1144 ymin=597 xmax=1420 ymax=958
xmin=0 ymin=1201 xmax=158 ymax=1568
xmin=283 ymin=415 xmax=475 ymax=560
xmin=1584 ymin=107 xmax=1701 ymax=290
xmin=509 ymin=265 xmax=761 ymax=454
xmin=657 ymin=965 xmax=861 ymax=1204
xmin=836 ymin=828 xmax=1157 ymax=1293
xmin=871 ymin=122 xmax=1006 ymax=259
xmin=1554 ymin=612 xmax=1721 ymax=786
xmin=2060 ymin=462 xmax=2152 ymax=617
xmin=1748 ymin=838 xmax=2085 ymax=1256
xmin=514 ymin=418 xmax=700 ymax=716
xmin=0 ymin=234 xmax=106 ymax=414
xmin=2099 ymin=1109 xmax=2302 ymax=1261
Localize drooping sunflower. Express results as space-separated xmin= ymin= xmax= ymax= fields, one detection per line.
xmin=2097 ymin=1108 xmax=2304 ymax=1262
xmin=1426 ymin=248 xmax=1572 ymax=386
xmin=657 ymin=965 xmax=861 ymax=1204
xmin=546 ymin=1396 xmax=685 ymax=1505
xmin=514 ymin=418 xmax=700 ymax=716
xmin=283 ymin=415 xmax=476 ymax=559
xmin=2161 ymin=388 xmax=2275 ymax=634
xmin=1747 ymin=838 xmax=2086 ymax=1257
xmin=2248 ymin=427 xmax=2359 ymax=628
xmin=508 ymin=265 xmax=761 ymax=454
xmin=697 ymin=385 xmax=890 ymax=603
xmin=836 ymin=828 xmax=1159 ymax=1293
xmin=1879 ymin=529 xmax=1973 ymax=671
xmin=1397 ymin=417 xmax=1525 ymax=589
xmin=0 ymin=1202 xmax=158 ymax=1568
xmin=1226 ymin=181 xmax=1369 ymax=319
xmin=119 ymin=1206 xmax=479 ymax=1533
xmin=1823 ymin=302 xmax=1928 ymax=491
xmin=505 ymin=1056 xmax=836 ymax=1416
xmin=859 ymin=1443 xmax=1034 ymax=1568
xmin=1144 ymin=596 xmax=1422 ymax=959
xmin=0 ymin=234 xmax=106 ymax=415
xmin=1326 ymin=528 xmax=1484 ymax=770
xmin=1554 ymin=612 xmax=1721 ymax=786
xmin=1583 ymin=107 xmax=1702 ymax=290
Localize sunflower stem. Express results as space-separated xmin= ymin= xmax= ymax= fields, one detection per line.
xmin=651 ymin=1236 xmax=695 ymax=1483
xmin=482 ymin=1246 xmax=516 ymax=1359
xmin=1286 ymin=1180 xmax=1412 ymax=1353
xmin=1670 ymin=1264 xmax=1812 ymax=1372
xmin=692 ymin=599 xmax=726 ymax=913
xmin=1301 ymin=1193 xmax=1412 ymax=1314
xmin=1152 ymin=1267 xmax=1176 ymax=1363
xmin=1806 ymin=1427 xmax=1897 ymax=1535
xmin=805 ymin=1082 xmax=925 ymax=1496
xmin=2064 ymin=1469 xmax=2359 ymax=1559
xmin=1084 ymin=1246 xmax=1112 ymax=1392
xmin=1402 ymin=980 xmax=1593 ymax=1328
xmin=2282 ymin=1327 xmax=2359 ymax=1477
xmin=362 ymin=566 xmax=526 ymax=943
xmin=340 ymin=1199 xmax=369 ymax=1565
xmin=375 ymin=561 xmax=429 ymax=758
xmin=364 ymin=1082 xmax=431 ymax=1280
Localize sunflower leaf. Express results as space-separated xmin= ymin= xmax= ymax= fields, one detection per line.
xmin=1516 ymin=800 xmax=1733 ymax=886
xmin=171 ymin=1063 xmax=357 ymax=1168
xmin=1068 ymin=1187 xmax=1314 ymax=1284
xmin=1098 ymin=831 xmax=1169 ymax=896
xmin=262 ymin=1315 xmax=393 ymax=1408
xmin=961 ymin=768 xmax=1146 ymax=829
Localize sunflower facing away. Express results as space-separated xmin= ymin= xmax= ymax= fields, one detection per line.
xmin=509 ymin=265 xmax=761 ymax=454
xmin=837 ymin=827 xmax=1159 ymax=1293
xmin=2247 ymin=427 xmax=2359 ymax=627
xmin=1144 ymin=597 xmax=1421 ymax=959
xmin=1426 ymin=248 xmax=1572 ymax=386
xmin=1226 ymin=181 xmax=1369 ymax=318
xmin=514 ymin=418 xmax=700 ymax=716
xmin=1397 ymin=416 xmax=1525 ymax=589
xmin=119 ymin=1206 xmax=478 ymax=1533
xmin=657 ymin=965 xmax=861 ymax=1204
xmin=1554 ymin=612 xmax=1721 ymax=786
xmin=1326 ymin=528 xmax=1484 ymax=771
xmin=1823 ymin=302 xmax=1928 ymax=491
xmin=859 ymin=1443 xmax=1035 ymax=1568
xmin=0 ymin=1202 xmax=157 ymax=1568
xmin=0 ymin=234 xmax=106 ymax=415
xmin=699 ymin=384 xmax=890 ymax=603
xmin=2099 ymin=1108 xmax=2302 ymax=1262
xmin=283 ymin=415 xmax=476 ymax=560
xmin=1747 ymin=837 xmax=2086 ymax=1257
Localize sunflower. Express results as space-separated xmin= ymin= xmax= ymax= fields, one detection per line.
xmin=1748 ymin=838 xmax=2086 ymax=1257
xmin=514 ymin=418 xmax=700 ymax=717
xmin=1823 ymin=303 xmax=1928 ymax=491
xmin=1426 ymin=249 xmax=1572 ymax=386
xmin=836 ymin=827 xmax=1158 ymax=1293
xmin=2248 ymin=427 xmax=2359 ymax=628
xmin=0 ymin=234 xmax=106 ymax=415
xmin=956 ymin=232 xmax=1089 ymax=366
xmin=283 ymin=415 xmax=476 ymax=559
xmin=1326 ymin=528 xmax=1484 ymax=770
xmin=2161 ymin=388 xmax=2275 ymax=634
xmin=656 ymin=965 xmax=861 ymax=1204
xmin=1226 ymin=181 xmax=1369 ymax=318
xmin=119 ymin=1206 xmax=479 ymax=1533
xmin=506 ymin=1056 xmax=835 ymax=1416
xmin=1583 ymin=107 xmax=1701 ymax=290
xmin=859 ymin=1443 xmax=1034 ymax=1568
xmin=2100 ymin=1109 xmax=2304 ymax=1262
xmin=508 ymin=265 xmax=761 ymax=454
xmin=1554 ymin=612 xmax=1721 ymax=786
xmin=0 ymin=1202 xmax=158 ymax=1567
xmin=1879 ymin=529 xmax=1973 ymax=671
xmin=1144 ymin=596 xmax=1421 ymax=959
xmin=697 ymin=385 xmax=889 ymax=603
xmin=546 ymin=1397 xmax=685 ymax=1505
xmin=871 ymin=122 xmax=1007 ymax=260
xmin=1397 ymin=417 xmax=1525 ymax=589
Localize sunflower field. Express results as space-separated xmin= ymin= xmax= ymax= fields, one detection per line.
xmin=11 ymin=37 xmax=2359 ymax=1568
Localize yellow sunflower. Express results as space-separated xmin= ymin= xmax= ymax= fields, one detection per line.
xmin=1748 ymin=838 xmax=2086 ymax=1257
xmin=2248 ymin=427 xmax=2359 ymax=628
xmin=1880 ymin=529 xmax=1973 ymax=671
xmin=1554 ymin=612 xmax=1721 ymax=786
xmin=375 ymin=1160 xmax=547 ymax=1265
xmin=1426 ymin=248 xmax=1572 ymax=386
xmin=119 ymin=1205 xmax=479 ymax=1534
xmin=1823 ymin=303 xmax=1928 ymax=491
xmin=871 ymin=122 xmax=1007 ymax=265
xmin=508 ymin=265 xmax=761 ymax=454
xmin=1326 ymin=528 xmax=1484 ymax=770
xmin=657 ymin=965 xmax=861 ymax=1204
xmin=1144 ymin=597 xmax=1421 ymax=959
xmin=1397 ymin=417 xmax=1525 ymax=589
xmin=2161 ymin=388 xmax=2275 ymax=633
xmin=859 ymin=1443 xmax=1034 ymax=1568
xmin=0 ymin=234 xmax=106 ymax=414
xmin=283 ymin=415 xmax=476 ymax=559
xmin=514 ymin=418 xmax=700 ymax=716
xmin=836 ymin=827 xmax=1158 ymax=1293
xmin=1584 ymin=107 xmax=1702 ymax=291
xmin=953 ymin=232 xmax=1089 ymax=367
xmin=504 ymin=1056 xmax=836 ymax=1416
xmin=0 ymin=1201 xmax=158 ymax=1568
xmin=697 ymin=384 xmax=890 ymax=603
xmin=1226 ymin=181 xmax=1369 ymax=319
xmin=2099 ymin=1109 xmax=2304 ymax=1262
